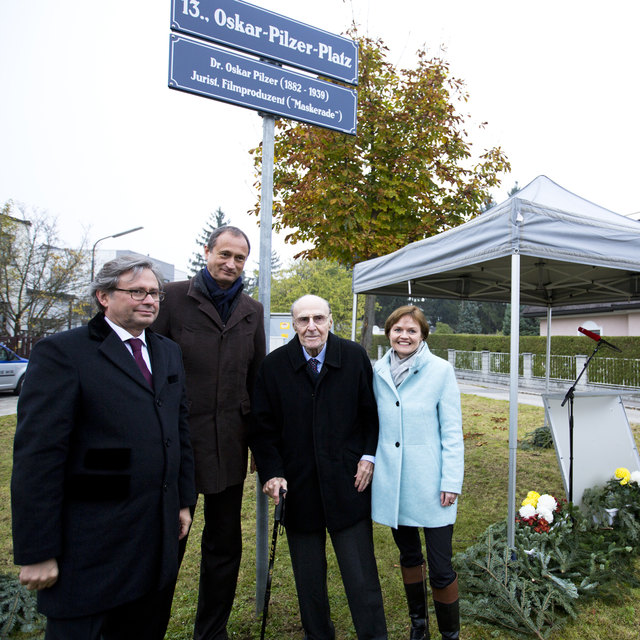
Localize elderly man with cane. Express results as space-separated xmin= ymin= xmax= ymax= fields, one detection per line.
xmin=250 ymin=294 xmax=387 ymax=639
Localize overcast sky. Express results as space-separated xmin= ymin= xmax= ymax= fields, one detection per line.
xmin=1 ymin=0 xmax=638 ymax=274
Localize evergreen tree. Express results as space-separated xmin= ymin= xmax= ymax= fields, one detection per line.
xmin=188 ymin=207 xmax=229 ymax=276
xmin=243 ymin=250 xmax=281 ymax=298
xmin=502 ymin=304 xmax=540 ymax=336
xmin=477 ymin=301 xmax=507 ymax=334
xmin=457 ymin=300 xmax=482 ymax=334
xmin=426 ymin=299 xmax=461 ymax=331
xmin=502 ymin=304 xmax=512 ymax=335
xmin=376 ymin=297 xmax=508 ymax=335
xmin=0 ymin=573 xmax=44 ymax=636
xmin=375 ymin=295 xmax=413 ymax=327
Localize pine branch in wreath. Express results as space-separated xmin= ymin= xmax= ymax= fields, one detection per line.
xmin=0 ymin=573 xmax=45 ymax=638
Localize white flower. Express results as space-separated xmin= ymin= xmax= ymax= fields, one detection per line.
xmin=519 ymin=504 xmax=536 ymax=519
xmin=630 ymin=470 xmax=640 ymax=485
xmin=536 ymin=494 xmax=557 ymax=513
xmin=537 ymin=507 xmax=554 ymax=524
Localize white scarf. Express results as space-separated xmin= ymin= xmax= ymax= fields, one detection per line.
xmin=389 ymin=341 xmax=425 ymax=387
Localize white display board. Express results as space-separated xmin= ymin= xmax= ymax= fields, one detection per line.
xmin=543 ymin=392 xmax=640 ymax=506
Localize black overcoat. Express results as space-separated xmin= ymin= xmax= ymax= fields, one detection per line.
xmin=11 ymin=313 xmax=195 ymax=618
xmin=249 ymin=333 xmax=379 ymax=533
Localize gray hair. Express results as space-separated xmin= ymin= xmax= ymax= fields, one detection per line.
xmin=290 ymin=295 xmax=331 ymax=318
xmin=90 ymin=255 xmax=164 ymax=311
xmin=207 ymin=226 xmax=251 ymax=253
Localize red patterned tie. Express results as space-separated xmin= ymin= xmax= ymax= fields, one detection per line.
xmin=308 ymin=358 xmax=319 ymax=376
xmin=127 ymin=338 xmax=153 ymax=387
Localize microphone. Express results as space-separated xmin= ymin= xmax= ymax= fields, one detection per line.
xmin=578 ymin=326 xmax=622 ymax=353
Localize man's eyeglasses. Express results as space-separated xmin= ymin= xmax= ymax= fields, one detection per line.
xmin=114 ymin=288 xmax=165 ymax=302
xmin=294 ymin=315 xmax=329 ymax=327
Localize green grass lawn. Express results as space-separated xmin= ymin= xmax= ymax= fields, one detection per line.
xmin=2 ymin=395 xmax=639 ymax=639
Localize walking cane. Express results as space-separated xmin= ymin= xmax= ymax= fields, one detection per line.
xmin=260 ymin=487 xmax=286 ymax=640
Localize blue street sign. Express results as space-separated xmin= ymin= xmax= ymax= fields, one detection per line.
xmin=171 ymin=0 xmax=358 ymax=85
xmin=169 ymin=35 xmax=357 ymax=135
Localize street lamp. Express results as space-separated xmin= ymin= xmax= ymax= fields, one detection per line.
xmin=90 ymin=226 xmax=144 ymax=281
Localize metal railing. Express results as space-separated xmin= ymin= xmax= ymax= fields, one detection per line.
xmin=490 ymin=352 xmax=512 ymax=375
xmin=453 ymin=350 xmax=482 ymax=371
xmin=531 ymin=354 xmax=576 ymax=382
xmin=586 ymin=356 xmax=640 ymax=388
xmin=444 ymin=348 xmax=640 ymax=391
xmin=381 ymin=346 xmax=640 ymax=391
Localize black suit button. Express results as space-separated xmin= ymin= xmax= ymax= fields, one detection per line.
xmin=395 ymin=442 xmax=400 ymax=447
xmin=156 ymin=399 xmax=163 ymax=406
xmin=163 ymin=483 xmax=168 ymax=491
xmin=395 ymin=401 xmax=400 ymax=407
xmin=165 ymin=439 xmax=171 ymax=448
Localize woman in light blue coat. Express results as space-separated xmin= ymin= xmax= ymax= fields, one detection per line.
xmin=372 ymin=306 xmax=463 ymax=640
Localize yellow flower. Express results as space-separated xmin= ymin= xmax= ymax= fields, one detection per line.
xmin=615 ymin=467 xmax=631 ymax=485
xmin=521 ymin=491 xmax=540 ymax=507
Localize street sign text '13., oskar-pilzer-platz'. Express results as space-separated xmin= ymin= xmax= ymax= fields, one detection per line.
xmin=169 ymin=35 xmax=357 ymax=135
xmin=171 ymin=0 xmax=358 ymax=85
xmin=169 ymin=0 xmax=358 ymax=135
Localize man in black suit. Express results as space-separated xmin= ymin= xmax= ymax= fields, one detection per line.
xmin=249 ymin=294 xmax=387 ymax=640
xmin=11 ymin=255 xmax=196 ymax=640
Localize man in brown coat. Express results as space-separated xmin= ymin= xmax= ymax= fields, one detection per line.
xmin=153 ymin=226 xmax=265 ymax=640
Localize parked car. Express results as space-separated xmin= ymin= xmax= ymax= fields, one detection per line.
xmin=0 ymin=343 xmax=28 ymax=395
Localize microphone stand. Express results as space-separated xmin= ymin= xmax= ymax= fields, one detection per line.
xmin=561 ymin=341 xmax=605 ymax=502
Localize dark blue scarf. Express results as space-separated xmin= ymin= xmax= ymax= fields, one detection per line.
xmin=201 ymin=267 xmax=244 ymax=323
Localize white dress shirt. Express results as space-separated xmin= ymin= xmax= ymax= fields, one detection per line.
xmin=104 ymin=316 xmax=153 ymax=373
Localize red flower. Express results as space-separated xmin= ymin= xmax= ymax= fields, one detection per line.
xmin=534 ymin=518 xmax=550 ymax=533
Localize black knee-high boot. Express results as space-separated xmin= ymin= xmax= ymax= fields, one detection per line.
xmin=432 ymin=575 xmax=460 ymax=640
xmin=401 ymin=563 xmax=430 ymax=640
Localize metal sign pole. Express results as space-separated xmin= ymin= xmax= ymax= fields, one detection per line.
xmin=255 ymin=112 xmax=275 ymax=613
xmin=507 ymin=252 xmax=521 ymax=549
xmin=167 ymin=0 xmax=358 ymax=617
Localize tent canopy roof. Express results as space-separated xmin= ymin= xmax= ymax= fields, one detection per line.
xmin=352 ymin=176 xmax=640 ymax=307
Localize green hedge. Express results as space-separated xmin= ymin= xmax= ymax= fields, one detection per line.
xmin=370 ymin=333 xmax=640 ymax=360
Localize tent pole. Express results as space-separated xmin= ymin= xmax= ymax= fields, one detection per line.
xmin=544 ymin=306 xmax=552 ymax=425
xmin=351 ymin=293 xmax=358 ymax=342
xmin=507 ymin=253 xmax=521 ymax=549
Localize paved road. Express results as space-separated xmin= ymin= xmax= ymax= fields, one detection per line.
xmin=458 ymin=382 xmax=545 ymax=408
xmin=3 ymin=384 xmax=640 ymax=424
xmin=458 ymin=381 xmax=640 ymax=425
xmin=0 ymin=394 xmax=18 ymax=417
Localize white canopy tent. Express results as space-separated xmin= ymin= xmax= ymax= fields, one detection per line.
xmin=352 ymin=175 xmax=640 ymax=546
